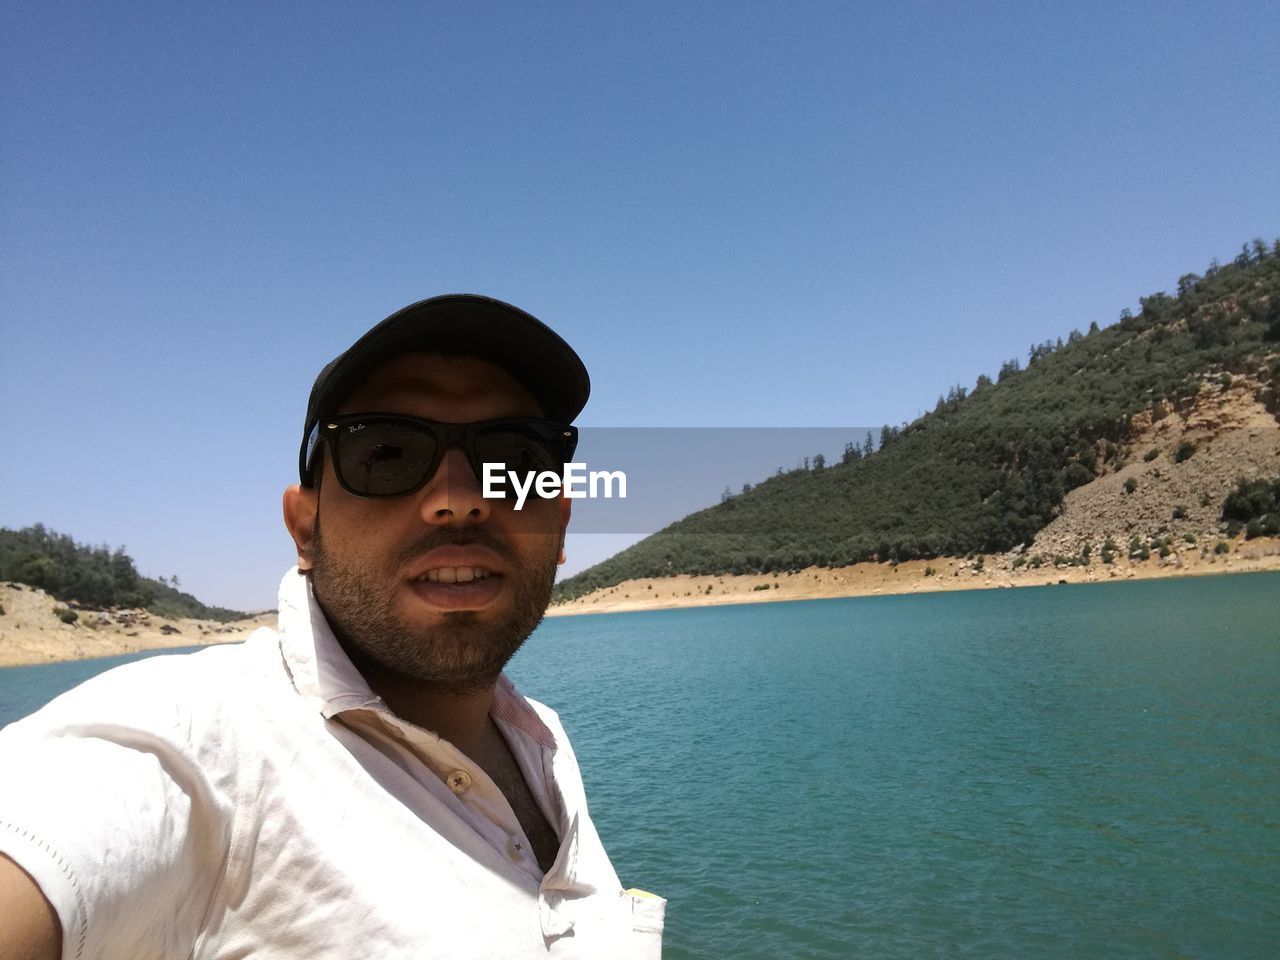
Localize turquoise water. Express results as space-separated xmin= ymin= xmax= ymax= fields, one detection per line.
xmin=3 ymin=573 xmax=1277 ymax=958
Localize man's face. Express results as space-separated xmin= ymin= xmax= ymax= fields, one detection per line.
xmin=288 ymin=353 xmax=570 ymax=693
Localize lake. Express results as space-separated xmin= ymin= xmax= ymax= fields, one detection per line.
xmin=2 ymin=572 xmax=1277 ymax=958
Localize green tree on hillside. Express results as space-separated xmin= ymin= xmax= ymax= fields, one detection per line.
xmin=0 ymin=525 xmax=247 ymax=620
xmin=0 ymin=524 xmax=152 ymax=607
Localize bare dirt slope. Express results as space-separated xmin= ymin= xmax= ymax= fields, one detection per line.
xmin=1026 ymin=376 xmax=1280 ymax=560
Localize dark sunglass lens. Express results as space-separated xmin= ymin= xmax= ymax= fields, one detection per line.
xmin=336 ymin=420 xmax=438 ymax=496
xmin=474 ymin=423 xmax=565 ymax=496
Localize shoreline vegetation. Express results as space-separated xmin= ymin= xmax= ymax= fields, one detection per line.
xmin=2 ymin=540 xmax=1277 ymax=668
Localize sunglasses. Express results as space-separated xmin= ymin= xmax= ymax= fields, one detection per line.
xmin=304 ymin=414 xmax=579 ymax=499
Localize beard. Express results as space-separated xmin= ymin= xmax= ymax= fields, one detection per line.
xmin=308 ymin=515 xmax=558 ymax=694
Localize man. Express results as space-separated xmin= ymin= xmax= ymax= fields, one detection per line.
xmin=0 ymin=295 xmax=665 ymax=959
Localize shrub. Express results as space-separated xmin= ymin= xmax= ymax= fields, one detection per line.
xmin=1183 ymin=533 xmax=1196 ymax=544
xmin=1124 ymin=477 xmax=1138 ymax=495
xmin=1174 ymin=441 xmax=1196 ymax=463
xmin=1143 ymin=449 xmax=1160 ymax=462
xmin=924 ymin=566 xmax=936 ymax=577
xmin=752 ymin=583 xmax=770 ymax=591
xmin=1223 ymin=477 xmax=1280 ymax=523
xmin=1012 ymin=556 xmax=1026 ymax=570
xmin=1101 ymin=537 xmax=1117 ymax=564
xmin=1244 ymin=514 xmax=1280 ymax=538
xmin=1214 ymin=541 xmax=1230 ymax=555
xmin=1061 ymin=461 xmax=1095 ymax=490
xmin=1172 ymin=505 xmax=1187 ymax=520
xmin=1267 ymin=309 xmax=1280 ymax=342
xmin=55 ymin=606 xmax=78 ymax=624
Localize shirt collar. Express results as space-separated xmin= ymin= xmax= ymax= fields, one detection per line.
xmin=277 ymin=566 xmax=385 ymax=719
xmin=492 ymin=673 xmax=555 ymax=750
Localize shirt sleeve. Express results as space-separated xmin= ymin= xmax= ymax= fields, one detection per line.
xmin=0 ymin=695 xmax=235 ymax=960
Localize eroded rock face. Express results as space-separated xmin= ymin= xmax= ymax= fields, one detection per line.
xmin=1023 ymin=375 xmax=1280 ymax=563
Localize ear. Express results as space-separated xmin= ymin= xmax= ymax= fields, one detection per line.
xmin=283 ymin=484 xmax=319 ymax=572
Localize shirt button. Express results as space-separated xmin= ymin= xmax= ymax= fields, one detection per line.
xmin=445 ymin=769 xmax=472 ymax=794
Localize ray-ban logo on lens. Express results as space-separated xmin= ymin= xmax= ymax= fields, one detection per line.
xmin=482 ymin=463 xmax=627 ymax=511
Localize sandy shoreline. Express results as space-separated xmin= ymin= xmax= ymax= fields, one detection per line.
xmin=546 ymin=536 xmax=1280 ymax=617
xmin=3 ymin=538 xmax=1276 ymax=667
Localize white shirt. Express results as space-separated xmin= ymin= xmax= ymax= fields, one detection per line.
xmin=0 ymin=568 xmax=665 ymax=959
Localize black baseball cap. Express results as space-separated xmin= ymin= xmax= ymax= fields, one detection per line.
xmin=298 ymin=294 xmax=590 ymax=486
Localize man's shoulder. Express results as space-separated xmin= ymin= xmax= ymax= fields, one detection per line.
xmin=4 ymin=627 xmax=287 ymax=740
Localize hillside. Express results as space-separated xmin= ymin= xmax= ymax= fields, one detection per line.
xmin=0 ymin=525 xmax=249 ymax=622
xmin=0 ymin=581 xmax=271 ymax=668
xmin=555 ymin=241 xmax=1280 ymax=604
xmin=0 ymin=525 xmax=264 ymax=666
xmin=549 ymin=379 xmax=1280 ymax=615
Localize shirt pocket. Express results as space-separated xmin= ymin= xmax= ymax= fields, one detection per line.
xmin=623 ymin=888 xmax=667 ymax=959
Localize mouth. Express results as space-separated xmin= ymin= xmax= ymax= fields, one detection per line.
xmin=404 ymin=553 xmax=507 ymax=611
xmin=412 ymin=567 xmax=494 ymax=584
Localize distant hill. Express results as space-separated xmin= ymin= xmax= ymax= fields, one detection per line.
xmin=0 ymin=525 xmax=249 ymax=622
xmin=555 ymin=240 xmax=1280 ymax=601
xmin=141 ymin=575 xmax=250 ymax=623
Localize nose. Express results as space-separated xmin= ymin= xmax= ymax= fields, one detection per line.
xmin=417 ymin=446 xmax=492 ymax=525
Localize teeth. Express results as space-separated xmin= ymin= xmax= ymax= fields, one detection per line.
xmin=418 ymin=567 xmax=491 ymax=584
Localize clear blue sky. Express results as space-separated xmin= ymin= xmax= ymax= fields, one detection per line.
xmin=2 ymin=1 xmax=1277 ymax=610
